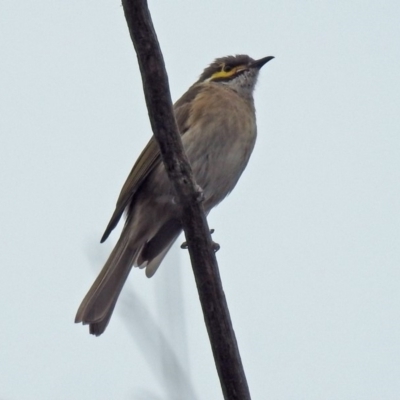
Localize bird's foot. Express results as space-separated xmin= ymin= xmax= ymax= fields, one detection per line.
xmin=194 ymin=184 xmax=205 ymax=203
xmin=211 ymin=241 xmax=220 ymax=252
xmin=180 ymin=229 xmax=220 ymax=252
xmin=208 ymin=229 xmax=220 ymax=252
xmin=171 ymin=184 xmax=203 ymax=205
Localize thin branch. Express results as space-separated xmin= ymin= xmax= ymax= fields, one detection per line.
xmin=121 ymin=1 xmax=251 ymax=398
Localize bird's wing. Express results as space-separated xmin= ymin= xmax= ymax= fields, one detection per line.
xmin=100 ymin=137 xmax=160 ymax=242
xmin=100 ymin=83 xmax=204 ymax=243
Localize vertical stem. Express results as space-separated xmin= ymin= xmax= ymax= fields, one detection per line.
xmin=121 ymin=1 xmax=251 ymax=398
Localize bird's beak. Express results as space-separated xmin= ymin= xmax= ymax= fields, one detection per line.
xmin=250 ymin=56 xmax=275 ymax=70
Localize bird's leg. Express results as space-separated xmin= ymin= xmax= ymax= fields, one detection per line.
xmin=180 ymin=228 xmax=220 ymax=252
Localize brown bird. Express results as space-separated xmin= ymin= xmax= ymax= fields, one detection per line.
xmin=75 ymin=54 xmax=274 ymax=335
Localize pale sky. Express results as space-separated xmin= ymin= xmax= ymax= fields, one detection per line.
xmin=1 ymin=1 xmax=400 ymax=399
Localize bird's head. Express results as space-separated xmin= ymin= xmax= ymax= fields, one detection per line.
xmin=198 ymin=54 xmax=274 ymax=96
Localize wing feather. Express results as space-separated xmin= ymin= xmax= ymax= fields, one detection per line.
xmin=100 ymin=83 xmax=205 ymax=243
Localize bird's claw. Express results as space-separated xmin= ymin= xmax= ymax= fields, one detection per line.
xmin=195 ymin=184 xmax=205 ymax=203
xmin=180 ymin=228 xmax=219 ymax=252
xmin=172 ymin=184 xmax=203 ymax=205
xmin=211 ymin=241 xmax=220 ymax=252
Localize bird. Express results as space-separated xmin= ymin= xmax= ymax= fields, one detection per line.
xmin=75 ymin=54 xmax=274 ymax=335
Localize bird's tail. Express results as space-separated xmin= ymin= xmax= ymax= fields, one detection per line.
xmin=75 ymin=217 xmax=182 ymax=335
xmin=75 ymin=229 xmax=138 ymax=336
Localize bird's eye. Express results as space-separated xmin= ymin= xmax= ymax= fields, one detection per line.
xmin=224 ymin=65 xmax=233 ymax=73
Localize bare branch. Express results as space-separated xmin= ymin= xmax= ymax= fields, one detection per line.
xmin=121 ymin=1 xmax=251 ymax=398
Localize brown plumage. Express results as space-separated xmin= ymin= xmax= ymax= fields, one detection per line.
xmin=75 ymin=55 xmax=274 ymax=335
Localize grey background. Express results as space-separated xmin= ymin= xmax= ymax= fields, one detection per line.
xmin=1 ymin=1 xmax=399 ymax=399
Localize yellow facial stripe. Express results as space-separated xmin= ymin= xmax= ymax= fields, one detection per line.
xmin=210 ymin=68 xmax=237 ymax=80
xmin=208 ymin=65 xmax=247 ymax=81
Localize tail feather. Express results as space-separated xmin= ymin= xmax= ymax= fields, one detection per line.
xmin=145 ymin=232 xmax=181 ymax=278
xmin=76 ymin=220 xmax=182 ymax=335
xmin=138 ymin=219 xmax=181 ymax=265
xmin=75 ymin=230 xmax=139 ymax=334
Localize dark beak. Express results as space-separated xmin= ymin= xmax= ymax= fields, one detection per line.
xmin=250 ymin=56 xmax=275 ymax=69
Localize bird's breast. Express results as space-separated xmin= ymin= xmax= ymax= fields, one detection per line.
xmin=182 ymin=87 xmax=257 ymax=210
